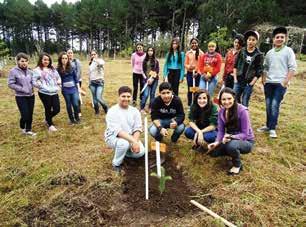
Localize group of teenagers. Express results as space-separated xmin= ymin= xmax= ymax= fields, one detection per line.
xmin=8 ymin=26 xmax=297 ymax=175
xmin=8 ymin=49 xmax=109 ymax=134
xmin=106 ymin=26 xmax=297 ymax=175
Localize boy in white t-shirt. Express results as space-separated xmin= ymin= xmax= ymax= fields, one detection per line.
xmin=105 ymin=86 xmax=145 ymax=172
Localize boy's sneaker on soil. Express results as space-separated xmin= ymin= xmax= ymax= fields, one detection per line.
xmin=25 ymin=131 xmax=37 ymax=136
xmin=269 ymin=130 xmax=277 ymax=138
xmin=48 ymin=125 xmax=57 ymax=132
xmin=257 ymin=126 xmax=269 ymax=133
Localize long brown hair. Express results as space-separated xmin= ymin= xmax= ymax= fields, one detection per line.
xmin=167 ymin=38 xmax=182 ymax=64
xmin=37 ymin=52 xmax=53 ymax=69
xmin=57 ymin=52 xmax=71 ymax=75
xmin=190 ymin=89 xmax=213 ymax=122
xmin=219 ymin=87 xmax=239 ymax=131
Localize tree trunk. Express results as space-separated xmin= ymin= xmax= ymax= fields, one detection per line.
xmin=180 ymin=7 xmax=187 ymax=50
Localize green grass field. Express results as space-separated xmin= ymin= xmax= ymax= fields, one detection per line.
xmin=0 ymin=58 xmax=305 ymax=226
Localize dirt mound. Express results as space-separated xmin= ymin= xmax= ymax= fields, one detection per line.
xmin=50 ymin=171 xmax=87 ymax=186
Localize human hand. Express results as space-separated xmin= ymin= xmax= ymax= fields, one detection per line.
xmin=160 ymin=128 xmax=169 ymax=137
xmin=170 ymin=120 xmax=177 ymax=129
xmin=131 ymin=141 xmax=140 ymax=153
xmin=222 ymin=133 xmax=232 ymax=144
xmin=208 ymin=142 xmax=219 ymax=151
xmin=179 ymin=79 xmax=184 ymax=83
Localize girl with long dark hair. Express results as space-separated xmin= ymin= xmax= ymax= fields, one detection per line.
xmin=163 ymin=38 xmax=185 ymax=96
xmin=140 ymin=47 xmax=160 ymax=113
xmin=208 ymin=87 xmax=255 ymax=175
xmin=33 ymin=52 xmax=61 ymax=132
xmin=185 ymin=38 xmax=204 ymax=107
xmin=57 ymin=52 xmax=82 ymax=124
xmin=185 ymin=89 xmax=218 ymax=151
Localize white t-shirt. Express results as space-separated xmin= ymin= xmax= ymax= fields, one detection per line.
xmin=104 ymin=104 xmax=142 ymax=142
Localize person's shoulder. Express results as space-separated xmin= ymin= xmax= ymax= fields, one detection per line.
xmin=284 ymin=46 xmax=295 ymax=54
xmin=173 ymin=95 xmax=183 ymax=103
xmin=255 ymin=47 xmax=263 ymax=55
xmin=211 ymin=103 xmax=218 ymax=111
xmin=238 ymin=104 xmax=249 ymax=113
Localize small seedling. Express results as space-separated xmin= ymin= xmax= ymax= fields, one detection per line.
xmin=150 ymin=166 xmax=172 ymax=194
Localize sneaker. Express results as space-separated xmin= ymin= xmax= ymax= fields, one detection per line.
xmin=257 ymin=126 xmax=269 ymax=133
xmin=112 ymin=165 xmax=122 ymax=173
xmin=228 ymin=165 xmax=243 ymax=175
xmin=21 ymin=129 xmax=26 ymax=134
xmin=48 ymin=125 xmax=57 ymax=132
xmin=269 ymin=130 xmax=277 ymax=138
xmin=24 ymin=131 xmax=37 ymax=136
xmin=78 ymin=112 xmax=82 ymax=117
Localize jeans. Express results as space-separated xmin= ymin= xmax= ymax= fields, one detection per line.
xmin=186 ymin=71 xmax=200 ymax=106
xmin=89 ymin=81 xmax=108 ymax=113
xmin=15 ymin=95 xmax=35 ymax=131
xmin=106 ymin=137 xmax=145 ymax=167
xmin=210 ymin=140 xmax=254 ymax=167
xmin=264 ymin=83 xmax=287 ymax=130
xmin=132 ymin=73 xmax=144 ymax=102
xmin=224 ymin=74 xmax=234 ymax=89
xmin=62 ymin=92 xmax=80 ymax=122
xmin=184 ymin=127 xmax=217 ymax=143
xmin=38 ymin=92 xmax=60 ymax=126
xmin=149 ymin=119 xmax=185 ymax=142
xmin=233 ymin=82 xmax=254 ymax=107
xmin=140 ymin=79 xmax=158 ymax=110
xmin=167 ymin=69 xmax=180 ymax=95
xmin=199 ymin=76 xmax=218 ymax=97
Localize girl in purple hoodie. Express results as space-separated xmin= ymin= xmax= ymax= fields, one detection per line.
xmin=131 ymin=42 xmax=146 ymax=106
xmin=208 ymin=87 xmax=255 ymax=175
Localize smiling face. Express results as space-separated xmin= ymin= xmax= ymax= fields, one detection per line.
xmin=67 ymin=50 xmax=73 ymax=60
xmin=208 ymin=44 xmax=216 ymax=53
xmin=160 ymin=89 xmax=172 ymax=104
xmin=273 ymin=33 xmax=286 ymax=48
xmin=172 ymin=40 xmax=178 ymax=50
xmin=220 ymin=92 xmax=235 ymax=109
xmin=118 ymin=92 xmax=131 ymax=108
xmin=136 ymin=45 xmax=143 ymax=53
xmin=17 ymin=57 xmax=29 ymax=69
xmin=147 ymin=48 xmax=154 ymax=57
xmin=191 ymin=40 xmax=198 ymax=50
xmin=42 ymin=55 xmax=51 ymax=68
xmin=197 ymin=92 xmax=208 ymax=108
xmin=233 ymin=39 xmax=240 ymax=50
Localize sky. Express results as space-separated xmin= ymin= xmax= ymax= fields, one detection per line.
xmin=28 ymin=0 xmax=79 ymax=7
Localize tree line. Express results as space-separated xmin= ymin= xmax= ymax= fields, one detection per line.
xmin=0 ymin=0 xmax=305 ymax=57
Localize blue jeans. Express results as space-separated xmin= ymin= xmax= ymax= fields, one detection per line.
xmin=140 ymin=79 xmax=158 ymax=110
xmin=233 ymin=82 xmax=254 ymax=107
xmin=62 ymin=92 xmax=80 ymax=122
xmin=264 ymin=83 xmax=287 ymax=130
xmin=184 ymin=127 xmax=217 ymax=143
xmin=89 ymin=81 xmax=108 ymax=112
xmin=186 ymin=71 xmax=200 ymax=106
xmin=149 ymin=119 xmax=185 ymax=142
xmin=199 ymin=76 xmax=217 ymax=97
xmin=210 ymin=140 xmax=254 ymax=167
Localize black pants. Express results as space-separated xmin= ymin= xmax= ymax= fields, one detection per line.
xmin=132 ymin=73 xmax=144 ymax=102
xmin=168 ymin=69 xmax=180 ymax=96
xmin=16 ymin=95 xmax=35 ymax=131
xmin=38 ymin=92 xmax=60 ymax=126
xmin=224 ymin=74 xmax=234 ymax=89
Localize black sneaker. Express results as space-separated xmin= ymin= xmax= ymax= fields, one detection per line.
xmin=112 ymin=165 xmax=122 ymax=173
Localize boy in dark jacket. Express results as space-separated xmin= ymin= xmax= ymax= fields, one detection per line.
xmin=233 ymin=30 xmax=263 ymax=107
xmin=149 ymin=82 xmax=185 ymax=143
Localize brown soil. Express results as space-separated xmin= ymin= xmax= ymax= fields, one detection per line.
xmin=22 ymin=153 xmax=213 ymax=225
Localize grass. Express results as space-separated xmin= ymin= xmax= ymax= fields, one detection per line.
xmin=0 ymin=58 xmax=305 ymax=226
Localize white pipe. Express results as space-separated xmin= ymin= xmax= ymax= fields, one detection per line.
xmin=144 ymin=117 xmax=149 ymax=200
xmin=190 ymin=200 xmax=237 ymax=227
xmin=156 ymin=141 xmax=161 ymax=177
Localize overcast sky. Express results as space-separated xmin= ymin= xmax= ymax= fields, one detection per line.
xmin=28 ymin=0 xmax=79 ymax=7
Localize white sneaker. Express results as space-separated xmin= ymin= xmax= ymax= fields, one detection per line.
xmin=257 ymin=126 xmax=269 ymax=133
xmin=269 ymin=130 xmax=277 ymax=138
xmin=21 ymin=129 xmax=26 ymax=134
xmin=78 ymin=112 xmax=82 ymax=117
xmin=48 ymin=125 xmax=57 ymax=132
xmin=25 ymin=131 xmax=37 ymax=136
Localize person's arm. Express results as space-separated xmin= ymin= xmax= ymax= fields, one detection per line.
xmin=212 ymin=53 xmax=222 ymax=76
xmin=174 ymin=98 xmax=185 ymax=125
xmin=180 ymin=52 xmax=185 ymax=81
xmin=131 ymin=53 xmax=135 ymax=69
xmin=215 ymin=110 xmax=225 ymax=143
xmin=250 ymin=53 xmax=264 ymax=86
xmin=32 ymin=69 xmax=43 ymax=89
xmin=262 ymin=54 xmax=269 ymax=85
xmin=155 ymin=59 xmax=160 ymax=75
xmin=283 ymin=48 xmax=297 ymax=87
xmin=163 ymin=53 xmax=169 ymax=79
xmin=7 ymin=70 xmax=24 ymax=92
xmin=231 ymin=108 xmax=250 ymax=140
xmin=76 ymin=59 xmax=82 ymax=81
xmin=184 ymin=52 xmax=190 ymax=71
xmin=198 ymin=54 xmax=204 ymax=75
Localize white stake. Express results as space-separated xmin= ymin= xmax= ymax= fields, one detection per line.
xmin=190 ymin=200 xmax=237 ymax=227
xmin=144 ymin=117 xmax=149 ymax=200
xmin=156 ymin=141 xmax=161 ymax=177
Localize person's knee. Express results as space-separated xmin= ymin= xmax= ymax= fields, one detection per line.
xmin=149 ymin=124 xmax=158 ymax=137
xmin=184 ymin=127 xmax=195 ymax=139
xmin=176 ymin=123 xmax=185 ymax=134
xmin=117 ymin=139 xmax=130 ymax=151
xmin=225 ymin=141 xmax=240 ymax=155
xmin=204 ymin=131 xmax=216 ymax=143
